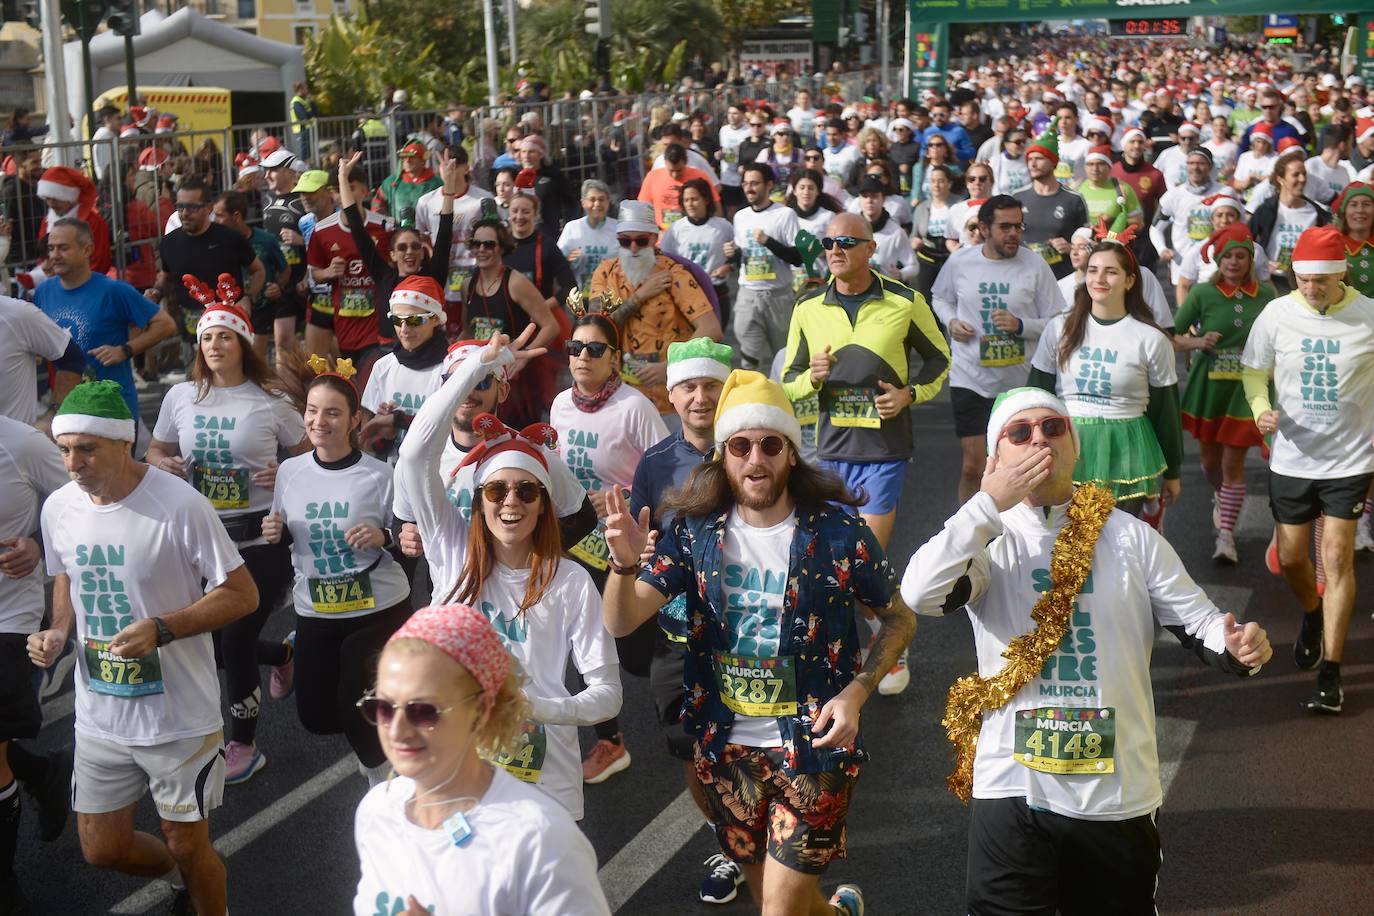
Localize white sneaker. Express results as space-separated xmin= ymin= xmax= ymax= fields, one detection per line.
xmin=1211 ymin=494 xmax=1221 ymax=531
xmin=1212 ymin=530 xmax=1238 ymax=565
xmin=1355 ymin=522 xmax=1374 ymax=553
xmin=877 ymin=652 xmax=910 ymax=696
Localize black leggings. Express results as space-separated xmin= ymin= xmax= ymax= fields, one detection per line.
xmin=293 ymin=600 xmax=413 ymax=768
xmin=215 ymin=542 xmax=294 ymax=745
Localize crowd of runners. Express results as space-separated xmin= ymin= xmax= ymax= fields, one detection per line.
xmin=5 ymin=25 xmax=1373 ymax=916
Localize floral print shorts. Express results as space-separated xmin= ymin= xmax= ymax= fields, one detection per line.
xmin=695 ymin=743 xmax=859 ymax=875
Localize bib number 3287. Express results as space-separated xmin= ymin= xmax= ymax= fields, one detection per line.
xmin=84 ymin=638 xmax=164 ymax=697
xmin=1013 ymin=706 xmax=1115 ymax=775
xmin=713 ymin=651 xmax=797 ymax=717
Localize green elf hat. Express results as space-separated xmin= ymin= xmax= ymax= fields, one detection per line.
xmin=666 ymin=337 xmax=733 ymax=390
xmin=52 ymin=380 xmax=135 ymax=441
xmin=1026 ymin=118 xmax=1060 ymax=166
xmin=1332 ymin=181 xmax=1374 ymax=225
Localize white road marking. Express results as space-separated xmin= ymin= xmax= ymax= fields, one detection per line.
xmin=597 ymin=788 xmax=704 ymax=913
xmin=109 ymin=755 xmax=357 ymax=914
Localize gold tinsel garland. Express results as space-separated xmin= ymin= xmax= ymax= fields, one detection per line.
xmin=941 ymin=483 xmax=1116 ymax=803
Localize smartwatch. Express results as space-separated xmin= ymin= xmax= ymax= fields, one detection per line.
xmin=152 ymin=617 xmax=176 ymax=647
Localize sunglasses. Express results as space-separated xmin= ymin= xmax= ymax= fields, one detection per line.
xmin=804 ymin=154 xmax=823 ymax=161
xmin=999 ymin=415 xmax=1071 ymax=446
xmin=393 ymin=242 xmax=426 ymax=253
xmin=388 ymin=312 xmax=433 ymax=327
xmin=967 ymin=174 xmax=991 ymax=182
xmin=174 ymin=201 xmax=206 ymax=211
xmin=619 ymin=235 xmax=655 ymax=250
xmin=479 ymin=479 xmax=545 ymax=504
xmin=357 ymin=692 xmax=477 ymax=729
xmin=726 ymin=435 xmax=787 ymax=458
xmin=471 ymin=238 xmax=500 ymax=250
xmin=821 ymin=235 xmax=870 ymax=250
xmin=1005 ymin=137 xmax=1026 ymax=144
xmin=566 ymin=339 xmax=615 ymax=358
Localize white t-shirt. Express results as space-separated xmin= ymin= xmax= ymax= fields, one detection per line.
xmin=361 ymin=352 xmax=445 ymax=462
xmin=1056 ymin=271 xmax=1173 ymax=328
xmin=1205 ymin=139 xmax=1240 ymax=173
xmin=792 ymin=206 xmax=838 ymax=280
xmin=823 ymin=144 xmax=861 ymax=185
xmin=0 ymin=417 xmax=68 ymax=633
xmin=788 ymin=106 xmax=820 ymax=138
xmin=901 ymin=493 xmax=1241 ymax=821
xmin=1266 ymin=201 xmax=1320 ymax=274
xmin=717 ymin=123 xmax=751 ymax=187
xmin=414 ymin=184 xmax=496 ymax=303
xmin=931 ymin=245 xmax=1065 ymax=397
xmin=1032 ymin=313 xmax=1177 ymax=419
xmin=991 ymin=154 xmax=1031 ymax=196
xmin=732 ymin=203 xmax=802 ymax=291
xmin=867 ymin=216 xmax=915 ymax=283
xmin=271 ymin=452 xmax=411 ymax=619
xmin=1242 ymin=290 xmax=1374 ymax=479
xmin=0 ymin=296 xmax=71 ymax=426
xmin=1303 ymin=156 xmax=1355 ymax=206
xmin=353 ymin=770 xmax=611 ymax=916
xmin=721 ymin=510 xmax=796 ymax=747
xmin=1179 ymin=241 xmax=1272 ymax=285
xmin=42 ymin=467 xmax=244 ymax=745
xmin=1233 ymin=151 xmax=1276 ymax=196
xmin=1151 ymin=144 xmax=1191 ymax=190
xmin=549 ymin=383 xmax=669 ymax=496
xmin=1055 ymin=136 xmax=1090 ymax=186
xmin=660 ymin=216 xmax=734 ymax=277
xmin=152 ymin=382 xmax=305 ymax=537
xmin=556 ymin=215 xmax=619 ymax=290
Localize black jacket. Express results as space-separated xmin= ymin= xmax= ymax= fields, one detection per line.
xmin=1248 ymin=194 xmax=1330 ymax=250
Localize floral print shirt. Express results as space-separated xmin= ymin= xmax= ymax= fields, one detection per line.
xmin=640 ymin=503 xmax=897 ymax=774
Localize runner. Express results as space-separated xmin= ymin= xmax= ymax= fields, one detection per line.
xmin=1013 ymin=121 xmax=1089 ymax=280
xmin=989 ymin=126 xmax=1031 ymax=196
xmin=852 ymin=175 xmax=917 ymax=284
xmin=930 ymin=195 xmax=1063 ymax=502
xmin=260 ymin=150 xmax=310 ymax=359
xmin=262 ymin=357 xmax=413 ymax=782
xmin=1151 ymin=147 xmax=1224 ymax=289
xmin=715 ymin=103 xmax=751 ymax=217
xmin=0 ymin=291 xmax=81 ymax=427
xmin=557 ymin=179 xmax=619 ymax=290
xmin=550 ymin=310 xmax=668 ymax=781
xmin=1029 ymin=230 xmax=1182 ymax=519
xmin=899 ymin=386 xmax=1272 ymax=916
xmin=1330 ymin=182 xmax=1374 ymax=551
xmin=360 ymin=275 xmax=448 ymax=464
xmin=352 ymin=602 xmax=610 ymax=915
xmin=30 ymin=380 xmax=258 ymax=916
xmin=782 ymin=210 xmax=948 ymax=694
xmin=396 ymin=329 xmax=623 ymax=820
xmin=660 ymin=178 xmax=735 ymax=326
xmin=147 ymin=280 xmax=309 ymax=785
xmin=1075 ymin=145 xmax=1143 ymax=227
xmin=413 ymin=144 xmax=494 ymax=320
xmin=1249 ymin=149 xmax=1330 ymax=295
xmin=1172 ymin=223 xmax=1275 ymax=563
xmin=373 ymin=141 xmax=442 ymax=227
xmin=602 ymin=369 xmax=917 ymax=916
xmin=1241 ymin=225 xmax=1374 ymax=714
xmin=728 ymin=163 xmax=803 ymax=370
xmin=0 ymin=415 xmax=72 ymax=911
xmin=1176 ymin=191 xmax=1272 ymax=302
xmin=784 ymin=168 xmax=844 ymax=292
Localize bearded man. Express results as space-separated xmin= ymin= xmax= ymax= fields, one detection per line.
xmin=588 ymin=200 xmax=723 ymax=417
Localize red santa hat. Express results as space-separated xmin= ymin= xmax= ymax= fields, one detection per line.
xmin=138 ymin=146 xmax=169 ymax=171
xmin=185 ymin=273 xmax=252 ymax=339
xmin=388 ymin=275 xmax=445 ymax=321
xmin=1084 ymin=145 xmax=1113 ymax=166
xmin=458 ymin=413 xmax=557 ymax=491
xmin=1357 ymin=118 xmax=1374 ymax=144
xmin=154 ymin=115 xmax=176 ymax=134
xmin=1291 ymin=225 xmax=1351 ymax=275
xmin=37 ymin=167 xmax=98 ymax=216
xmin=1178 ymin=121 xmax=1201 ymax=137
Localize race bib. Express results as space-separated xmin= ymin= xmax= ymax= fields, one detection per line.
xmin=722 ymin=146 xmax=739 ymax=166
xmin=568 ymin=525 xmax=610 ymax=572
xmin=338 ymin=287 xmax=373 ymax=318
xmin=308 ymin=570 xmax=376 ymax=614
xmin=662 ymin=208 xmax=684 ymax=227
xmin=311 ymin=291 xmax=335 ymax=317
xmin=282 ymin=244 xmax=301 ymax=266
xmin=183 ymin=308 xmax=203 ymax=336
xmin=1208 ymin=348 xmax=1244 ymax=381
xmin=446 ymin=267 xmax=468 ymax=298
xmin=1013 ymin=706 xmax=1115 ymax=775
xmin=492 ymin=721 xmax=547 ymax=783
xmin=793 ymin=391 xmax=820 ymax=427
xmin=192 ymin=464 xmax=249 ymax=510
xmin=827 ymin=386 xmax=880 ymax=429
xmin=769 ymin=186 xmax=787 ymax=204
xmin=1186 ymin=211 xmax=1211 ymax=241
xmin=619 ymin=351 xmax=657 ymax=388
xmin=468 ymin=315 xmax=506 ymax=341
xmin=1028 ymin=242 xmax=1062 ymax=267
xmin=1274 ymin=248 xmax=1293 ymax=274
xmin=713 ymin=651 xmax=797 ymax=717
xmin=84 ymin=638 xmax=164 ymax=698
xmin=979 ymin=333 xmax=1026 ymax=367
xmin=744 ymin=253 xmax=776 ymax=282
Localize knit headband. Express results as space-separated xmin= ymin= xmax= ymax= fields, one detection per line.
xmin=387 ymin=603 xmax=510 ymax=695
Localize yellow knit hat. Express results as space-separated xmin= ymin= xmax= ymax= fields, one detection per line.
xmin=713 ymin=369 xmax=802 ymax=452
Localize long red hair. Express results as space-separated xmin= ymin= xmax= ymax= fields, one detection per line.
xmin=446 ymin=485 xmax=562 ymax=615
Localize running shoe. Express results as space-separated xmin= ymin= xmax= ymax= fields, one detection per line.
xmin=582 ymin=734 xmax=631 ymax=784
xmin=1212 ymin=530 xmax=1238 ymax=565
xmin=1302 ymin=670 xmax=1343 ymax=715
xmin=1293 ymin=607 xmax=1323 ymax=671
xmin=829 ymin=883 xmax=865 ymax=916
xmin=877 ymin=651 xmax=910 ymax=696
xmin=223 ymin=741 xmax=266 ymax=785
xmin=1139 ymin=498 xmax=1165 ymax=531
xmin=698 ymin=853 xmax=744 ymax=904
xmin=1356 ymin=521 xmax=1374 ymax=553
xmin=269 ymin=631 xmax=296 ymax=700
xmin=1265 ymin=530 xmax=1281 ymax=576
xmin=29 ymin=748 xmax=71 ymax=842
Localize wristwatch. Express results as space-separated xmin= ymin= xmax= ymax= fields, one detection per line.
xmin=121 ymin=343 xmax=134 ymax=360
xmin=152 ymin=617 xmax=176 ymax=647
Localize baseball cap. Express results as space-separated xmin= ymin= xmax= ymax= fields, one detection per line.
xmin=293 ymin=170 xmax=330 ymax=194
xmin=261 ymin=149 xmax=297 ymax=170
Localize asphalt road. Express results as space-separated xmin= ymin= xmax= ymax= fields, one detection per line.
xmin=13 ymin=383 xmax=1374 ymax=915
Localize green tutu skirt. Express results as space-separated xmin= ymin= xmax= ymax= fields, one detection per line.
xmin=1072 ymin=415 xmax=1166 ymax=501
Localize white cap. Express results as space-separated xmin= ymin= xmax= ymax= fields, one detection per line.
xmin=261 ymin=149 xmax=296 ymax=170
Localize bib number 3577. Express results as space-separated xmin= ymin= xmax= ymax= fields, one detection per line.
xmin=1013 ymin=706 xmax=1115 ymax=775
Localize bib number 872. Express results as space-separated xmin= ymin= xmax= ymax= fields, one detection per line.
xmin=99 ymin=658 xmax=144 ymax=686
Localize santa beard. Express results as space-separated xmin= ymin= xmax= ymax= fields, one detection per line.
xmin=619 ymin=245 xmax=657 ymax=288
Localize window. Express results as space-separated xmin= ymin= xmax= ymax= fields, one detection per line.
xmin=293 ymin=24 xmax=314 ymax=44
xmin=237 ymin=0 xmax=254 ymax=18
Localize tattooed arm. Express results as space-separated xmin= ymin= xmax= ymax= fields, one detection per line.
xmin=812 ymin=593 xmax=916 ymax=749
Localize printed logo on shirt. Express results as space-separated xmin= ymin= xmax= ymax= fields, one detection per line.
xmin=1032 ymin=568 xmax=1099 ymax=696
xmin=368 ymin=892 xmax=436 ymax=916
xmin=74 ymin=543 xmax=133 ymax=638
xmin=686 ymin=241 xmax=714 ymax=268
xmin=305 ymin=500 xmax=358 ymax=575
xmin=1073 ymin=346 xmax=1116 ymax=404
xmin=723 ymin=564 xmax=786 ymax=657
xmin=1299 ymin=337 xmax=1340 ymax=416
xmin=191 ymin=414 xmax=236 ymax=465
xmin=479 ymin=600 xmax=526 ymax=645
xmin=563 ymin=428 xmax=601 ymax=489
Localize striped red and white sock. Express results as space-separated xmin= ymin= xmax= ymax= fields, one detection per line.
xmin=1217 ymin=483 xmax=1245 ymax=533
